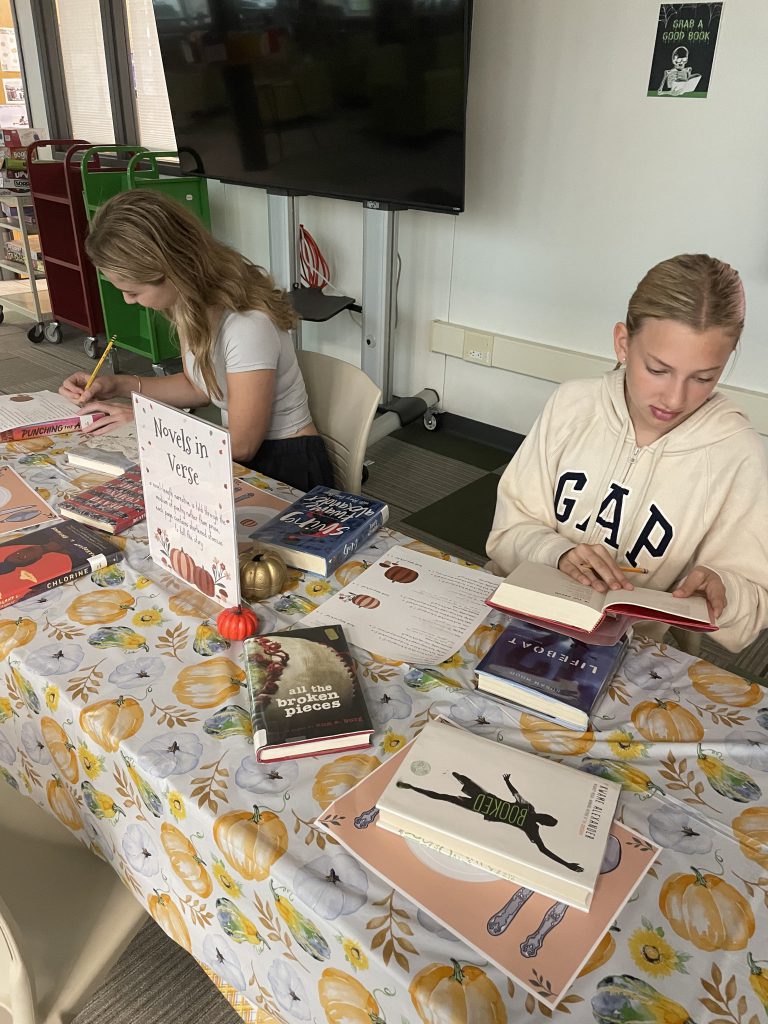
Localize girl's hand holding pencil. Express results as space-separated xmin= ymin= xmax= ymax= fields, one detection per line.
xmin=558 ymin=543 xmax=636 ymax=594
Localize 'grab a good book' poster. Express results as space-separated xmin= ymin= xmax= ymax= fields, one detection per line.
xmin=648 ymin=3 xmax=722 ymax=98
xmin=134 ymin=395 xmax=239 ymax=607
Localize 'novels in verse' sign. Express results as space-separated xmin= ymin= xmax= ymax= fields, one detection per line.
xmin=134 ymin=395 xmax=239 ymax=607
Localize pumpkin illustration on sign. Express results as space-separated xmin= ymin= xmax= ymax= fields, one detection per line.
xmin=381 ymin=561 xmax=419 ymax=584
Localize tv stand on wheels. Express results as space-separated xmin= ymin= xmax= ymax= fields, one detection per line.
xmin=266 ymin=192 xmax=441 ymax=442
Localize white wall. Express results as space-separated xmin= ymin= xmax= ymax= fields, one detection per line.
xmin=18 ymin=0 xmax=768 ymax=435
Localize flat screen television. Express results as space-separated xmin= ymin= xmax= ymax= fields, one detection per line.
xmin=153 ymin=0 xmax=473 ymax=214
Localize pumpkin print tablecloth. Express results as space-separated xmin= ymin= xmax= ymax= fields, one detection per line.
xmin=1 ymin=432 xmax=768 ymax=1024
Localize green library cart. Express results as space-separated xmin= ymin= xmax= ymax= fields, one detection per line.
xmin=81 ymin=147 xmax=210 ymax=367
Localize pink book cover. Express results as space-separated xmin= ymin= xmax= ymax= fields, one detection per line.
xmin=316 ymin=736 xmax=659 ymax=1007
xmin=0 ymin=465 xmax=59 ymax=537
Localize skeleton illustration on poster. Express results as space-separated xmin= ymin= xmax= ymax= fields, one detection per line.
xmin=647 ymin=3 xmax=722 ymax=98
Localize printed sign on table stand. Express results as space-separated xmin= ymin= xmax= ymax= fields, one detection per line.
xmin=134 ymin=395 xmax=240 ymax=607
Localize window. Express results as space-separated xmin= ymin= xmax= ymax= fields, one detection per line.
xmin=41 ymin=0 xmax=176 ymax=151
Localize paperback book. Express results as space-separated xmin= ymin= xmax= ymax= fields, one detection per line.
xmin=249 ymin=486 xmax=389 ymax=576
xmin=474 ymin=617 xmax=630 ymax=731
xmin=487 ymin=561 xmax=716 ymax=636
xmin=376 ymin=720 xmax=620 ymax=910
xmin=244 ymin=624 xmax=373 ymax=762
xmin=0 ymin=465 xmax=60 ymax=538
xmin=0 ymin=521 xmax=123 ymax=609
xmin=58 ymin=465 xmax=145 ymax=535
xmin=66 ymin=443 xmax=137 ymax=476
xmin=315 ymin=733 xmax=659 ymax=1007
xmin=0 ymin=390 xmax=103 ymax=441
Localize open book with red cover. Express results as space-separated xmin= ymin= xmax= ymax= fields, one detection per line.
xmin=486 ymin=561 xmax=716 ymax=636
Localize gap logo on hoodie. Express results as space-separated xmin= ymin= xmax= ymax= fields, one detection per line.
xmin=554 ymin=473 xmax=673 ymax=566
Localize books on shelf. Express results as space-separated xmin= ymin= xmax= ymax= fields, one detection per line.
xmin=0 ymin=465 xmax=59 ymax=538
xmin=244 ymin=624 xmax=373 ymax=762
xmin=65 ymin=443 xmax=137 ymax=477
xmin=58 ymin=465 xmax=144 ymax=535
xmin=376 ymin=720 xmax=620 ymax=910
xmin=487 ymin=561 xmax=716 ymax=636
xmin=315 ymin=731 xmax=659 ymax=1007
xmin=249 ymin=486 xmax=388 ymax=576
xmin=0 ymin=520 xmax=123 ymax=610
xmin=0 ymin=390 xmax=104 ymax=442
xmin=474 ymin=617 xmax=630 ymax=731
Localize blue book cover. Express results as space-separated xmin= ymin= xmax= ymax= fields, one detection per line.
xmin=475 ymin=617 xmax=629 ymax=729
xmin=249 ymin=486 xmax=389 ymax=576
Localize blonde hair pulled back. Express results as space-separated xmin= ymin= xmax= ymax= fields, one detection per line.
xmin=85 ymin=189 xmax=297 ymax=399
xmin=626 ymin=253 xmax=745 ymax=345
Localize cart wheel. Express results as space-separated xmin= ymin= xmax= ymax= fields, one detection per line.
xmin=84 ymin=337 xmax=100 ymax=359
xmin=0 ymin=305 xmax=4 ymax=324
xmin=44 ymin=321 xmax=62 ymax=344
xmin=27 ymin=323 xmax=45 ymax=344
xmin=423 ymin=411 xmax=442 ymax=432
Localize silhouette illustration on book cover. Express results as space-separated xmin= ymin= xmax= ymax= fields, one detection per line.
xmin=395 ymin=771 xmax=584 ymax=873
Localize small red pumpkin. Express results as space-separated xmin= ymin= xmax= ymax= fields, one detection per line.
xmin=195 ymin=565 xmax=216 ymax=597
xmin=217 ymin=605 xmax=260 ymax=641
xmin=170 ymin=548 xmax=196 ymax=583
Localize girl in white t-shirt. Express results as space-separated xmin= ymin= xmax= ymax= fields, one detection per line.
xmin=59 ymin=190 xmax=334 ymax=491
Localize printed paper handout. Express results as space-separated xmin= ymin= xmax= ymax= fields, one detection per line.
xmin=300 ymin=544 xmax=497 ymax=664
xmin=134 ymin=395 xmax=239 ymax=607
xmin=316 ymin=737 xmax=659 ymax=1006
xmin=0 ymin=465 xmax=60 ymax=538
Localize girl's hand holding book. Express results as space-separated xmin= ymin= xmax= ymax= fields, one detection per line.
xmin=558 ymin=544 xmax=635 ymax=594
xmin=77 ymin=400 xmax=135 ymax=435
xmin=672 ymin=565 xmax=726 ymax=619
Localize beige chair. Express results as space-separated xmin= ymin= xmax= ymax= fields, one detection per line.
xmin=297 ymin=349 xmax=381 ymax=494
xmin=0 ymin=780 xmax=147 ymax=1024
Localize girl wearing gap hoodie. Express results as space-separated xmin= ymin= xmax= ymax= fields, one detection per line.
xmin=486 ymin=254 xmax=768 ymax=653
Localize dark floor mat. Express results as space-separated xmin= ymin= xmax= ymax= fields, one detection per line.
xmin=391 ymin=421 xmax=511 ymax=471
xmin=403 ymin=472 xmax=500 ymax=558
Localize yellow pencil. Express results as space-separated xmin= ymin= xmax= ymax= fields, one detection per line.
xmin=620 ymin=566 xmax=649 ymax=575
xmin=83 ymin=337 xmax=116 ymax=394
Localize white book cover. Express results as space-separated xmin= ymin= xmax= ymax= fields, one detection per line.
xmin=133 ymin=395 xmax=239 ymax=608
xmin=377 ymin=720 xmax=620 ymax=910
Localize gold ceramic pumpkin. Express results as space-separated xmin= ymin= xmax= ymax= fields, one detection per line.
xmin=238 ymin=545 xmax=288 ymax=603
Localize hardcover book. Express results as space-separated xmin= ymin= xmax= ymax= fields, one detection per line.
xmin=315 ymin=734 xmax=659 ymax=1007
xmin=58 ymin=465 xmax=145 ymax=535
xmin=0 ymin=390 xmax=103 ymax=441
xmin=376 ymin=720 xmax=620 ymax=910
xmin=249 ymin=486 xmax=389 ymax=576
xmin=244 ymin=624 xmax=374 ymax=762
xmin=0 ymin=521 xmax=123 ymax=610
xmin=474 ymin=617 xmax=630 ymax=731
xmin=487 ymin=561 xmax=716 ymax=636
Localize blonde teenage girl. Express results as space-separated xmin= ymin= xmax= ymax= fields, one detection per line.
xmin=487 ymin=254 xmax=768 ymax=652
xmin=59 ymin=190 xmax=334 ymax=492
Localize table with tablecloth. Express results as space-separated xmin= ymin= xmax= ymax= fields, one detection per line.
xmin=1 ymin=430 xmax=768 ymax=1024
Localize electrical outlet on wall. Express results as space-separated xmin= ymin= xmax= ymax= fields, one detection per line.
xmin=463 ymin=330 xmax=493 ymax=365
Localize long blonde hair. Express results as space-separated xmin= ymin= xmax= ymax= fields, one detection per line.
xmin=85 ymin=189 xmax=297 ymax=399
xmin=626 ymin=254 xmax=745 ymax=343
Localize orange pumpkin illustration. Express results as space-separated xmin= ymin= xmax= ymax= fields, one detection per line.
xmin=732 ymin=806 xmax=768 ymax=870
xmin=147 ymin=892 xmax=191 ymax=952
xmin=659 ymin=865 xmax=755 ymax=951
xmin=170 ymin=548 xmax=196 ymax=583
xmin=213 ymin=805 xmax=288 ymax=880
xmin=465 ymin=622 xmax=504 ymax=659
xmin=519 ymin=713 xmax=595 ymax=756
xmin=68 ymin=589 xmax=135 ymax=626
xmin=312 ymin=753 xmax=382 ymax=810
xmin=0 ymin=617 xmax=36 ymax=659
xmin=79 ymin=695 xmax=144 ymax=752
xmin=194 ymin=564 xmax=216 ymax=597
xmin=160 ymin=822 xmax=213 ymax=897
xmin=688 ymin=661 xmax=763 ymax=707
xmin=409 ymin=959 xmax=507 ymax=1024
xmin=631 ymin=698 xmax=704 ymax=743
xmin=46 ymin=776 xmax=83 ymax=831
xmin=351 ymin=594 xmax=380 ymax=609
xmin=41 ymin=716 xmax=79 ymax=784
xmin=173 ymin=657 xmax=246 ymax=708
xmin=318 ymin=968 xmax=382 ymax=1024
xmin=384 ymin=565 xmax=418 ymax=584
xmin=334 ymin=561 xmax=367 ymax=587
xmin=578 ymin=930 xmax=616 ymax=976
xmin=6 ymin=436 xmax=53 ymax=454
xmin=168 ymin=589 xmax=218 ymax=618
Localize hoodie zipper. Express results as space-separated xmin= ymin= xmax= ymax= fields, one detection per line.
xmin=620 ymin=445 xmax=641 ymax=483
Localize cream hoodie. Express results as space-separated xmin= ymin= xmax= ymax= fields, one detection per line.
xmin=486 ymin=369 xmax=768 ymax=652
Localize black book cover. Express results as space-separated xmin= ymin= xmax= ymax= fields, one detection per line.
xmin=244 ymin=624 xmax=373 ymax=761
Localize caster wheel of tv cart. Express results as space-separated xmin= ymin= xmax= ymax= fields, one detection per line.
xmin=0 ymin=305 xmax=4 ymax=324
xmin=84 ymin=336 xmax=100 ymax=359
xmin=28 ymin=323 xmax=45 ymax=344
xmin=423 ymin=411 xmax=441 ymax=432
xmin=44 ymin=321 xmax=62 ymax=344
